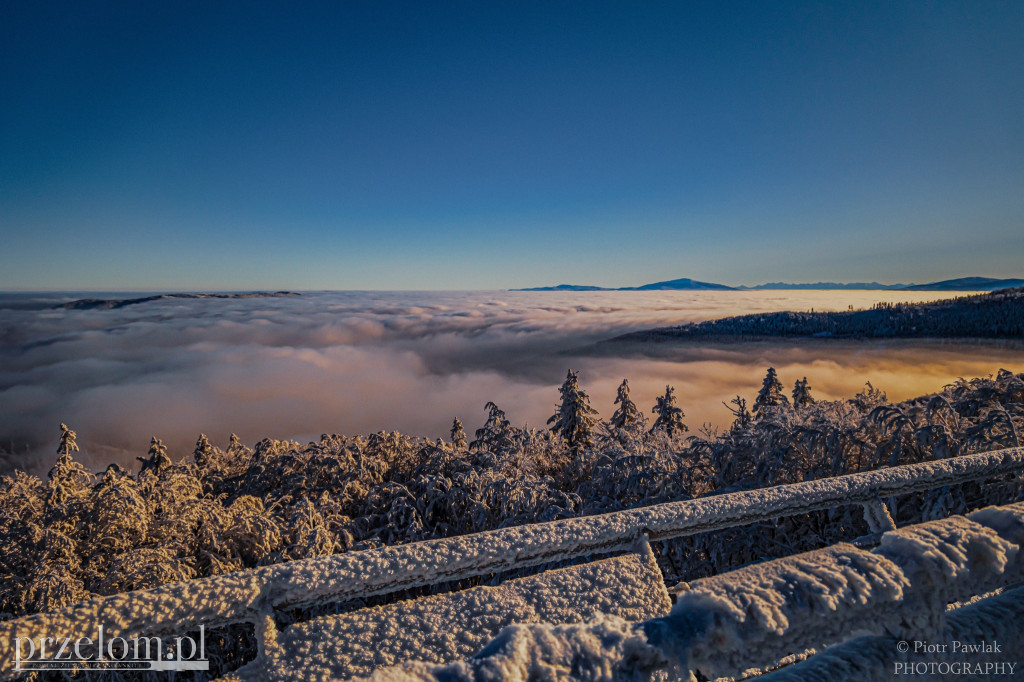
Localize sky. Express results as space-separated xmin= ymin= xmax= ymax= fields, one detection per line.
xmin=2 ymin=1 xmax=1023 ymax=291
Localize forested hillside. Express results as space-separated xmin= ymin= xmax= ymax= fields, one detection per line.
xmin=611 ymin=287 xmax=1024 ymax=341
xmin=2 ymin=368 xmax=1022 ymax=675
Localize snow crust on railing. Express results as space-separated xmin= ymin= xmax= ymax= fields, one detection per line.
xmin=234 ymin=551 xmax=671 ymax=681
xmin=0 ymin=448 xmax=1021 ymax=678
xmin=758 ymin=583 xmax=1024 ymax=681
xmin=677 ymin=506 xmax=1024 ymax=678
xmin=368 ymin=501 xmax=1024 ymax=681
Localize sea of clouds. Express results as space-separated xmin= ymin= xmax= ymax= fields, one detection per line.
xmin=3 ymin=289 xmax=1022 ymax=474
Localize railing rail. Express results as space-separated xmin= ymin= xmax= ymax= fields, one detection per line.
xmin=1 ymin=447 xmax=1021 ymax=678
xmin=373 ymin=501 xmax=1024 ymax=681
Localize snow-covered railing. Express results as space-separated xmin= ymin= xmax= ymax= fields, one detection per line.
xmin=0 ymin=447 xmax=1021 ymax=678
xmin=758 ymin=584 xmax=1024 ymax=681
xmin=373 ymin=501 xmax=1024 ymax=681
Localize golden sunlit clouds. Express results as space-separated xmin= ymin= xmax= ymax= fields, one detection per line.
xmin=3 ymin=290 xmax=1021 ymax=473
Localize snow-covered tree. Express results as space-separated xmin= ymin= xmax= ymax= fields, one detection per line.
xmin=450 ymin=417 xmax=467 ymax=450
xmin=276 ymin=496 xmax=338 ymax=561
xmin=793 ymin=377 xmax=815 ymax=408
xmin=57 ymin=422 xmax=77 ymax=457
xmin=45 ymin=423 xmax=93 ymax=508
xmin=471 ymin=401 xmax=518 ymax=453
xmin=24 ymin=425 xmax=93 ymax=613
xmin=851 ymin=381 xmax=887 ymax=411
xmin=137 ymin=436 xmax=172 ymax=477
xmin=22 ymin=553 xmax=88 ymax=614
xmin=651 ymin=385 xmax=687 ymax=437
xmin=610 ymin=379 xmax=646 ymax=433
xmin=97 ymin=546 xmax=196 ymax=594
xmin=82 ymin=464 xmax=151 ymax=593
xmin=724 ymin=395 xmax=752 ymax=430
xmin=193 ymin=433 xmax=214 ymax=468
xmin=754 ymin=367 xmax=789 ymax=414
xmin=547 ymin=370 xmax=599 ymax=451
xmin=87 ymin=464 xmax=149 ymax=556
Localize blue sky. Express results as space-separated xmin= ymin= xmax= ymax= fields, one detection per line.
xmin=2 ymin=1 xmax=1022 ymax=290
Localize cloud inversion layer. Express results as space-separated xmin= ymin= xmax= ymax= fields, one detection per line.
xmin=3 ymin=290 xmax=1022 ymax=474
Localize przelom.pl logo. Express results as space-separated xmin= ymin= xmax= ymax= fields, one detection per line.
xmin=13 ymin=624 xmax=209 ymax=672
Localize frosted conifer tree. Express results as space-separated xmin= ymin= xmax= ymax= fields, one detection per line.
xmin=651 ymin=385 xmax=687 ymax=437
xmin=57 ymin=422 xmax=77 ymax=457
xmin=793 ymin=377 xmax=815 ymax=408
xmin=547 ymin=369 xmax=599 ymax=451
xmin=30 ymin=424 xmax=91 ymax=612
xmin=471 ymin=402 xmax=517 ymax=453
xmin=85 ymin=464 xmax=149 ymax=584
xmin=450 ymin=418 xmax=467 ymax=450
xmin=45 ymin=423 xmax=93 ymax=507
xmin=754 ymin=367 xmax=789 ymax=414
xmin=610 ymin=379 xmax=646 ymax=432
xmin=280 ymin=497 xmax=338 ymax=560
xmin=137 ymin=436 xmax=172 ymax=476
xmin=725 ymin=395 xmax=752 ymax=430
xmin=193 ymin=433 xmax=213 ymax=468
xmin=852 ymin=381 xmax=887 ymax=410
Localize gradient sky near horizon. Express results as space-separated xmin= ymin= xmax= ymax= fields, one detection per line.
xmin=2 ymin=1 xmax=1023 ymax=291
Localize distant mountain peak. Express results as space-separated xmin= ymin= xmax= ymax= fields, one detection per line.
xmin=513 ymin=284 xmax=612 ymax=291
xmin=901 ymin=277 xmax=1024 ymax=291
xmin=628 ymin=278 xmax=734 ymax=291
xmin=513 ymin=275 xmax=1024 ymax=293
xmin=512 ymin=277 xmax=732 ymax=291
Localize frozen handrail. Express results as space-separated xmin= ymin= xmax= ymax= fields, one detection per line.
xmin=757 ymin=583 xmax=1024 ymax=681
xmin=368 ymin=501 xmax=1024 ymax=681
xmin=0 ymin=447 xmax=1021 ymax=678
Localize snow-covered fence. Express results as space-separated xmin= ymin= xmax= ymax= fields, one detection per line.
xmin=0 ymin=447 xmax=1021 ymax=678
xmin=374 ymin=501 xmax=1024 ymax=681
xmin=758 ymin=582 xmax=1024 ymax=681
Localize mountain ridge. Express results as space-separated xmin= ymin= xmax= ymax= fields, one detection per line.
xmin=901 ymin=277 xmax=1024 ymax=291
xmin=607 ymin=287 xmax=1024 ymax=343
xmin=736 ymin=281 xmax=909 ymax=290
xmin=513 ymin=278 xmax=732 ymax=291
xmin=515 ymin=276 xmax=1023 ymax=292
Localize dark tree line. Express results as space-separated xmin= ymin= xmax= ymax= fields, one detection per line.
xmin=613 ymin=287 xmax=1024 ymax=341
